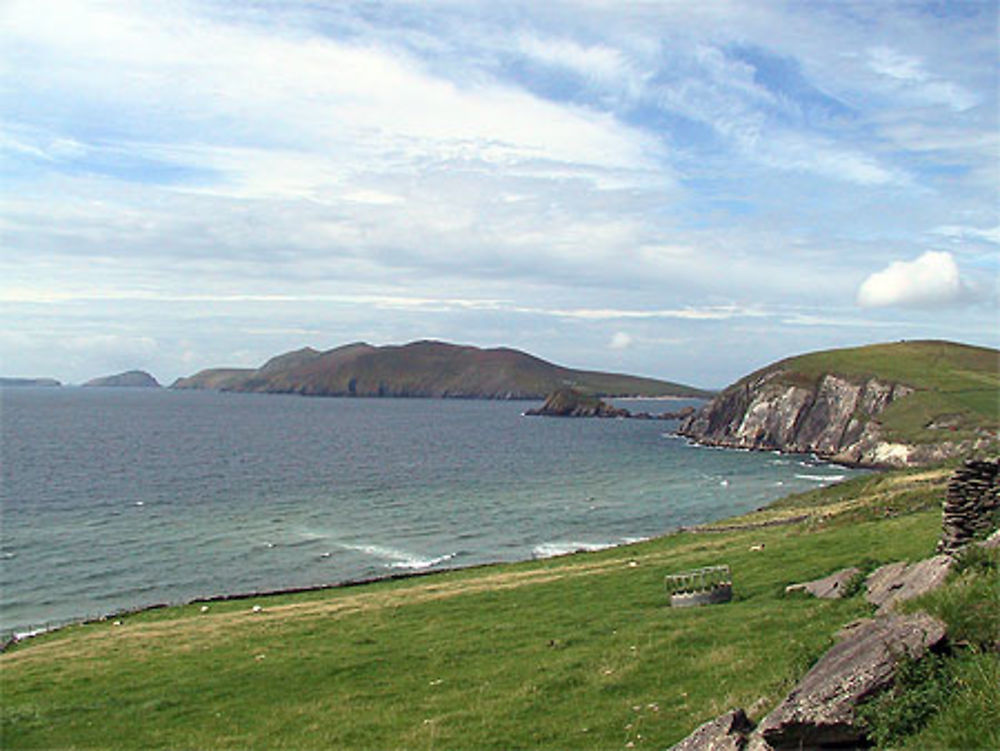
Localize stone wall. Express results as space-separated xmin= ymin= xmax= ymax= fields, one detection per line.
xmin=938 ymin=457 xmax=1000 ymax=555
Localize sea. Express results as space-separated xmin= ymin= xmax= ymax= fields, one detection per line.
xmin=0 ymin=387 xmax=861 ymax=639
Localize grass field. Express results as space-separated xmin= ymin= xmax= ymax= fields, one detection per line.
xmin=1 ymin=468 xmax=993 ymax=750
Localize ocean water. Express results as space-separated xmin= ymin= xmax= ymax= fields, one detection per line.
xmin=0 ymin=388 xmax=859 ymax=637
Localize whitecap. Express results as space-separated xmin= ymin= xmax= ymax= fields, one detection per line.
xmin=389 ymin=552 xmax=458 ymax=571
xmin=342 ymin=543 xmax=458 ymax=571
xmin=12 ymin=626 xmax=50 ymax=641
xmin=795 ymin=474 xmax=846 ymax=483
xmin=532 ymin=541 xmax=616 ymax=559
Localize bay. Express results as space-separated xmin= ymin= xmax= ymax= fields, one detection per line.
xmin=0 ymin=387 xmax=859 ymax=637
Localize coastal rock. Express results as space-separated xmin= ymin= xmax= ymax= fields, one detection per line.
xmin=524 ymin=388 xmax=630 ymax=418
xmin=754 ymin=613 xmax=947 ymax=749
xmin=670 ymin=708 xmax=754 ymax=751
xmin=784 ymin=567 xmax=860 ymax=600
xmin=84 ymin=370 xmax=161 ymax=388
xmin=865 ymin=556 xmax=953 ymax=615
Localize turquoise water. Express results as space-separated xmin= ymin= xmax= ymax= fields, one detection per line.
xmin=0 ymin=388 xmax=859 ymax=637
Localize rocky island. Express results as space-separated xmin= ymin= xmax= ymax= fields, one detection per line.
xmin=83 ymin=370 xmax=161 ymax=388
xmin=679 ymin=340 xmax=999 ymax=467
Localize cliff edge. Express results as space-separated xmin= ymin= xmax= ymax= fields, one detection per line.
xmin=679 ymin=340 xmax=998 ymax=468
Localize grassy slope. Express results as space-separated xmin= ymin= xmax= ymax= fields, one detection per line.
xmin=761 ymin=340 xmax=999 ymax=445
xmin=1 ymin=471 xmax=963 ymax=750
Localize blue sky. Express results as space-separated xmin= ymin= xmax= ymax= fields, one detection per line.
xmin=1 ymin=0 xmax=997 ymax=387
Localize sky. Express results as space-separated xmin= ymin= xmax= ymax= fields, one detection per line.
xmin=1 ymin=0 xmax=997 ymax=388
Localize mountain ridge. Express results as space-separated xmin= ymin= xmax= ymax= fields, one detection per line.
xmin=172 ymin=339 xmax=708 ymax=399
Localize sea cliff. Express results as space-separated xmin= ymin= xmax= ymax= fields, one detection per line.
xmin=679 ymin=340 xmax=999 ymax=468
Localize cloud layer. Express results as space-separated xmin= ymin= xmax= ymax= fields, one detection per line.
xmin=1 ymin=0 xmax=997 ymax=386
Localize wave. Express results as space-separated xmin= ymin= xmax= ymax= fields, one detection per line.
xmin=389 ymin=552 xmax=459 ymax=571
xmin=341 ymin=543 xmax=459 ymax=571
xmin=532 ymin=540 xmax=617 ymax=559
xmin=795 ymin=474 xmax=846 ymax=483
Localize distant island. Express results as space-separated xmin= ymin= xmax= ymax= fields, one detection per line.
xmin=0 ymin=377 xmax=61 ymax=388
xmin=679 ymin=339 xmax=999 ymax=468
xmin=83 ymin=370 xmax=161 ymax=388
xmin=172 ymin=340 xmax=709 ymax=400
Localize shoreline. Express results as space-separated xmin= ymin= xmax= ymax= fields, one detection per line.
xmin=1 ymin=440 xmax=862 ymax=652
xmin=0 ymin=537 xmax=667 ymax=652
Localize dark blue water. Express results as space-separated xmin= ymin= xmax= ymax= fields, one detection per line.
xmin=0 ymin=388 xmax=858 ymax=637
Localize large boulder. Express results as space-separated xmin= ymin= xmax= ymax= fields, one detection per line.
xmin=670 ymin=708 xmax=755 ymax=751
xmin=785 ymin=567 xmax=860 ymax=600
xmin=753 ymin=613 xmax=947 ymax=749
xmin=865 ymin=556 xmax=953 ymax=615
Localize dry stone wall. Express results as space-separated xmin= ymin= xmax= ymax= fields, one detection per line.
xmin=938 ymin=457 xmax=999 ymax=554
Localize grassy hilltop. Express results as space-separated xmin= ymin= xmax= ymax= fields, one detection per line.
xmin=3 ymin=470 xmax=997 ymax=749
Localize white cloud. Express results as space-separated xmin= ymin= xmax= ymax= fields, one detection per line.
xmin=857 ymin=251 xmax=969 ymax=308
xmin=867 ymin=46 xmax=978 ymax=111
xmin=609 ymin=331 xmax=633 ymax=350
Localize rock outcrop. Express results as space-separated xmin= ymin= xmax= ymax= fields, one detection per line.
xmin=83 ymin=370 xmax=161 ymax=388
xmin=670 ymin=708 xmax=754 ymax=751
xmin=671 ymin=613 xmax=948 ymax=750
xmin=523 ymin=388 xmax=630 ymax=418
xmin=865 ymin=556 xmax=953 ymax=615
xmin=784 ymin=567 xmax=860 ymax=600
xmin=752 ymin=613 xmax=947 ymax=749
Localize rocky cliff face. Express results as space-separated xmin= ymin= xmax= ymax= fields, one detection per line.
xmin=679 ymin=370 xmax=923 ymax=466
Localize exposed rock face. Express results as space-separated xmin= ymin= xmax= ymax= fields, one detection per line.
xmin=670 ymin=708 xmax=754 ymax=751
xmin=865 ymin=556 xmax=953 ymax=615
xmin=83 ymin=370 xmax=161 ymax=388
xmin=524 ymin=388 xmax=630 ymax=418
xmin=785 ymin=567 xmax=860 ymax=600
xmin=938 ymin=458 xmax=1000 ymax=554
xmin=679 ymin=370 xmax=913 ymax=467
xmin=753 ymin=613 xmax=947 ymax=749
